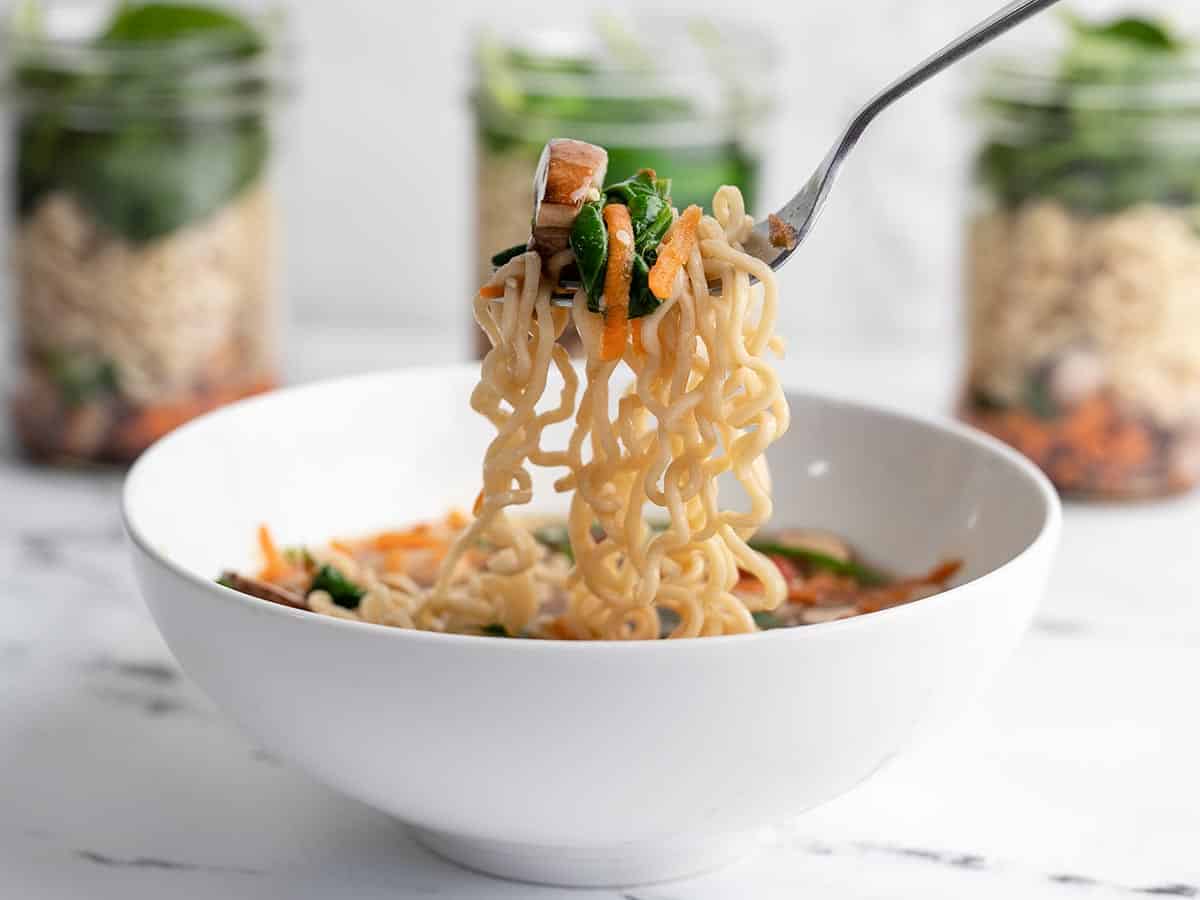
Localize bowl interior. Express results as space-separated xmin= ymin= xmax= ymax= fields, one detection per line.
xmin=124 ymin=366 xmax=1053 ymax=594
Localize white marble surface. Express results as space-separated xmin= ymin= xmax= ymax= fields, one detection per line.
xmin=2 ymin=329 xmax=1199 ymax=899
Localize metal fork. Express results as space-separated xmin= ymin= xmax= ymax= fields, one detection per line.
xmin=537 ymin=0 xmax=1063 ymax=306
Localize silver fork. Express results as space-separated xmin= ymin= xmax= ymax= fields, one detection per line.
xmin=538 ymin=0 xmax=1063 ymax=305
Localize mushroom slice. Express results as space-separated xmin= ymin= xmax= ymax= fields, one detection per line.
xmin=218 ymin=571 xmax=308 ymax=610
xmin=530 ymin=138 xmax=609 ymax=257
xmin=773 ymin=529 xmax=853 ymax=563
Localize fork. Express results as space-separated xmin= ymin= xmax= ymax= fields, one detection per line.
xmin=537 ymin=0 xmax=1063 ymax=305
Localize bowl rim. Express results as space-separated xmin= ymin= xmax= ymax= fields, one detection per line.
xmin=122 ymin=364 xmax=1062 ymax=652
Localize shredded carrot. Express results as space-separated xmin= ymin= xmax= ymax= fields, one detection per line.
xmin=649 ymin=205 xmax=702 ymax=300
xmin=546 ymin=616 xmax=579 ymax=640
xmin=479 ymin=283 xmax=506 ymax=299
xmin=473 ymin=489 xmax=485 ymax=516
xmin=257 ymin=524 xmax=288 ymax=581
xmin=920 ymin=559 xmax=963 ymax=585
xmin=330 ymin=539 xmax=355 ymax=556
xmin=446 ymin=508 xmax=470 ymax=529
xmin=383 ymin=548 xmax=409 ymax=573
xmin=600 ymin=203 xmax=634 ymax=361
xmin=734 ymin=573 xmax=764 ymax=594
xmin=373 ymin=531 xmax=442 ymax=551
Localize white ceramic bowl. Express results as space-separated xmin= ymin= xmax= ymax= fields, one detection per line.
xmin=123 ymin=366 xmax=1060 ymax=888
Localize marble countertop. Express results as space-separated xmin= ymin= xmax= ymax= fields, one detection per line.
xmin=3 ymin=329 xmax=1198 ymax=899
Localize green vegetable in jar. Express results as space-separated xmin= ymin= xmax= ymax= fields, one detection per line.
xmin=14 ymin=1 xmax=271 ymax=242
xmin=976 ymin=13 xmax=1199 ymax=215
xmin=42 ymin=351 xmax=119 ymax=407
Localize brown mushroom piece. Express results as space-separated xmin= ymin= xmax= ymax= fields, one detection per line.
xmin=773 ymin=529 xmax=853 ymax=563
xmin=218 ymin=571 xmax=308 ymax=611
xmin=530 ymin=138 xmax=609 ymax=258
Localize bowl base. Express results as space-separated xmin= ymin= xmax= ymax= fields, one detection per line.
xmin=408 ymin=825 xmax=757 ymax=887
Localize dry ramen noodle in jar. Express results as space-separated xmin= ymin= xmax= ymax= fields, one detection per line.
xmin=3 ymin=1 xmax=291 ymax=463
xmin=963 ymin=14 xmax=1200 ymax=499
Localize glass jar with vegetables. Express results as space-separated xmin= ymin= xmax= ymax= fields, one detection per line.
xmin=472 ymin=14 xmax=776 ymax=356
xmin=3 ymin=1 xmax=291 ymax=464
xmin=963 ymin=14 xmax=1200 ymax=499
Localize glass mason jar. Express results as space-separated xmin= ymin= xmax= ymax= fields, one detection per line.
xmin=962 ymin=29 xmax=1200 ymax=499
xmin=3 ymin=1 xmax=292 ymax=464
xmin=471 ymin=15 xmax=776 ymax=356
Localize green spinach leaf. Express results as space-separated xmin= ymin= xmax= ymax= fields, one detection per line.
xmin=532 ymin=524 xmax=574 ymax=563
xmin=569 ymin=200 xmax=608 ymax=313
xmin=310 ymin=564 xmax=366 ymax=610
xmin=749 ymin=541 xmax=888 ymax=587
xmin=628 ymin=255 xmax=657 ymax=319
xmin=490 ymin=243 xmax=527 ymax=267
xmin=751 ymin=610 xmax=786 ymax=630
xmin=605 ymin=169 xmax=673 ymax=255
xmin=1067 ymin=15 xmax=1178 ymax=52
xmin=99 ymin=2 xmax=262 ymax=52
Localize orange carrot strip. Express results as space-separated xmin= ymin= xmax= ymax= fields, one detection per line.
xmin=330 ymin=539 xmax=355 ymax=556
xmin=649 ymin=205 xmax=702 ymax=300
xmin=446 ymin=508 xmax=470 ymax=529
xmin=473 ymin=489 xmax=485 ymax=516
xmin=920 ymin=559 xmax=963 ymax=586
xmin=373 ymin=531 xmax=442 ymax=551
xmin=257 ymin=524 xmax=288 ymax=581
xmin=479 ymin=283 xmax=506 ymax=299
xmin=383 ymin=548 xmax=409 ymax=573
xmin=600 ymin=203 xmax=634 ymax=361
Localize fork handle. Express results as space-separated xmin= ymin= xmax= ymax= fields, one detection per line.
xmin=841 ymin=0 xmax=1063 ymax=156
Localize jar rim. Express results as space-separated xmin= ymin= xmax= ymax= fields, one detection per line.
xmin=472 ymin=14 xmax=777 ymax=142
xmin=975 ymin=42 xmax=1200 ymax=111
xmin=473 ymin=14 xmax=780 ymax=74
